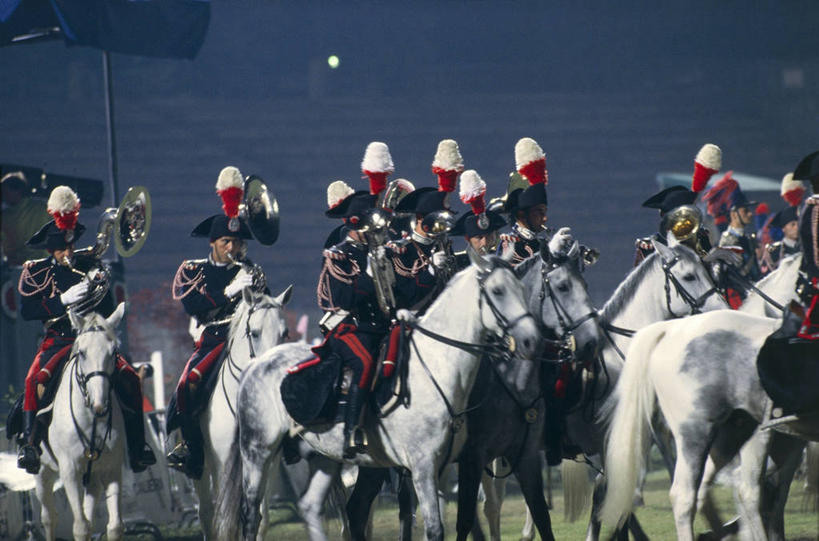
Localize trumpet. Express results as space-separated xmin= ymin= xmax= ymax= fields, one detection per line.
xmin=361 ymin=209 xmax=397 ymax=317
xmin=420 ymin=210 xmax=456 ymax=282
xmin=52 ymin=256 xmax=110 ymax=320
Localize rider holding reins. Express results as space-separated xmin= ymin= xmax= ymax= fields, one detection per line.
xmin=167 ymin=166 xmax=268 ymax=479
xmin=13 ymin=185 xmax=155 ymax=475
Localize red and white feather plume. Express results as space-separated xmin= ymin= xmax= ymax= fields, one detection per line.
xmin=47 ymin=186 xmax=81 ymax=231
xmin=692 ymin=143 xmax=722 ymax=193
xmin=361 ymin=142 xmax=395 ymax=196
xmin=515 ymin=137 xmax=548 ymax=186
xmin=216 ymin=166 xmax=244 ymax=218
xmin=460 ymin=170 xmax=489 ymax=229
xmin=780 ymin=172 xmax=805 ymax=207
xmin=432 ymin=139 xmax=464 ymax=193
xmin=327 ymin=180 xmax=355 ymax=209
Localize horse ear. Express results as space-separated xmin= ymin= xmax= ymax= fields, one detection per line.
xmin=665 ymin=230 xmax=681 ymax=248
xmin=68 ymin=308 xmax=84 ymax=331
xmin=106 ymin=302 xmax=126 ymax=329
xmin=242 ymin=286 xmax=254 ymax=306
xmin=651 ymin=237 xmax=674 ymax=261
xmin=467 ymin=244 xmax=492 ymax=273
xmin=275 ymin=284 xmax=294 ymax=306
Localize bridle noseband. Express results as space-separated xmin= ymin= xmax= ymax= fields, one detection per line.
xmin=661 ymin=254 xmax=719 ymax=318
xmin=72 ymin=325 xmax=115 ymax=418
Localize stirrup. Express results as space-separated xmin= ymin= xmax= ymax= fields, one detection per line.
xmin=166 ymin=441 xmax=189 ymax=468
xmin=17 ymin=444 xmax=41 ymax=474
xmin=343 ymin=427 xmax=367 ymax=458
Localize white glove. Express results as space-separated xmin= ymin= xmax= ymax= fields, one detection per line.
xmin=224 ymin=270 xmax=253 ymax=298
xmin=548 ymin=227 xmax=574 ymax=257
xmin=60 ymin=280 xmax=89 ymax=306
xmin=431 ymin=251 xmax=448 ymax=269
xmin=371 ymin=245 xmax=386 ymax=260
xmin=702 ymin=247 xmax=742 ymax=267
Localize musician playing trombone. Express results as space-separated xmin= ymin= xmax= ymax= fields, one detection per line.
xmin=13 ymin=186 xmax=156 ymax=474
xmin=167 ymin=167 xmax=268 ymax=479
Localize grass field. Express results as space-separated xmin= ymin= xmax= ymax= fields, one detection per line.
xmin=164 ymin=466 xmax=819 ymax=540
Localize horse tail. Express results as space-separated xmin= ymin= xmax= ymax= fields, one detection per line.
xmin=599 ymin=324 xmax=665 ymax=528
xmin=214 ymin=426 xmax=243 ymax=540
xmin=562 ymin=458 xmax=592 ymax=522
xmin=804 ymin=442 xmax=819 ymax=512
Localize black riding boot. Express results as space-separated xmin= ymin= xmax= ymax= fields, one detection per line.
xmin=544 ymin=402 xmax=564 ymax=467
xmin=343 ymin=385 xmax=368 ymax=459
xmin=17 ymin=411 xmax=41 ymax=474
xmin=172 ymin=416 xmax=204 ymax=480
xmin=121 ymin=408 xmax=156 ymax=473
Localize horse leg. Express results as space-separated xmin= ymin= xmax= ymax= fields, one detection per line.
xmin=103 ymin=478 xmax=124 ymax=541
xmin=409 ymin=462 xmax=445 ymax=541
xmin=397 ymin=468 xmax=417 ymax=541
xmin=521 ymin=508 xmax=535 ymax=541
xmin=194 ymin=471 xmax=216 ymax=540
xmin=668 ymin=427 xmax=714 ymax=541
xmin=514 ymin=452 xmax=555 ymax=541
xmin=584 ymin=473 xmax=605 ymax=541
xmin=455 ymin=458 xmax=483 ymax=541
xmin=62 ymin=467 xmax=92 ymax=541
xmin=732 ymin=430 xmax=771 ymax=541
xmin=481 ymin=468 xmax=505 ymax=541
xmin=299 ymin=455 xmax=341 ymax=541
xmin=35 ymin=469 xmax=58 ymax=541
xmin=239 ymin=443 xmax=276 ymax=541
xmin=345 ymin=467 xmax=386 ymax=541
xmin=762 ymin=434 xmax=805 ymax=541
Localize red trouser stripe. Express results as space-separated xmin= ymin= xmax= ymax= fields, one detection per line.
xmin=383 ymin=325 xmax=402 ymax=378
xmin=174 ymin=342 xmax=226 ymax=413
xmin=337 ymin=332 xmax=374 ymax=389
xmin=115 ymin=355 xmax=144 ymax=413
xmin=24 ymin=340 xmax=73 ymax=411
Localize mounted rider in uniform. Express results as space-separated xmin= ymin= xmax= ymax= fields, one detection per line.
xmin=792 ymin=150 xmax=819 ymax=339
xmin=390 ymin=139 xmax=462 ymax=309
xmin=14 ymin=186 xmax=155 ymax=474
xmin=762 ymin=206 xmax=801 ymax=273
xmin=167 ymin=166 xmax=268 ymax=479
xmin=315 ymin=182 xmax=399 ymax=458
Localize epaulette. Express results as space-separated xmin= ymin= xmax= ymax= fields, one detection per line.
xmin=22 ymin=257 xmax=50 ymax=269
xmin=766 ymin=241 xmax=782 ymax=254
xmin=323 ymin=246 xmax=347 ymax=261
xmin=386 ymin=239 xmax=409 ymax=254
xmin=635 ymin=236 xmax=653 ymax=250
xmin=499 ymin=232 xmax=519 ymax=244
xmin=181 ymin=258 xmax=207 ymax=271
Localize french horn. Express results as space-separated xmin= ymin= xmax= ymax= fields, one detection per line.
xmin=662 ymin=204 xmax=702 ymax=243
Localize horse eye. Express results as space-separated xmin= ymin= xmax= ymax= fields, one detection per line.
xmin=281 ymin=328 xmax=289 ymax=341
xmin=557 ymin=282 xmax=570 ymax=293
xmin=251 ymin=330 xmax=261 ymax=339
xmin=683 ymin=273 xmax=696 ymax=282
xmin=491 ymin=286 xmax=504 ymax=296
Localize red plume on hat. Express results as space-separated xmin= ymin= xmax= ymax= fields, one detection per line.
xmin=361 ymin=142 xmax=395 ymax=196
xmin=515 ymin=137 xmax=548 ymax=186
xmin=703 ymin=171 xmax=738 ymax=226
xmin=216 ymin=166 xmax=244 ymax=218
xmin=691 ymin=144 xmax=722 ymax=193
xmin=47 ymin=186 xmax=81 ymax=231
xmin=432 ymin=139 xmax=464 ymax=193
xmin=780 ymin=172 xmax=805 ymax=207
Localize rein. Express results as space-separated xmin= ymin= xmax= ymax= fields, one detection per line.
xmin=725 ymin=266 xmax=786 ymax=312
xmin=68 ymin=325 xmax=116 ymax=487
xmin=661 ymin=254 xmax=719 ymax=318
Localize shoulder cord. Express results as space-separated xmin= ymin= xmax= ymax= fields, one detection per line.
xmin=18 ymin=264 xmax=56 ymax=297
xmin=172 ymin=263 xmax=205 ymax=300
xmin=316 ymin=257 xmax=360 ymax=310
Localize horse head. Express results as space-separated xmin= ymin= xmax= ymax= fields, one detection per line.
xmin=652 ymin=232 xmax=728 ymax=317
xmin=233 ymin=284 xmax=293 ymax=360
xmin=467 ymin=246 xmax=539 ymax=360
xmin=517 ymin=242 xmax=603 ymax=366
xmin=68 ymin=303 xmax=124 ymax=417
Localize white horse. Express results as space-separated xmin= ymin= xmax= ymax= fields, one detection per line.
xmin=558 ymin=249 xmax=803 ymax=541
xmin=600 ymin=258 xmax=817 ymax=541
xmin=193 ymin=286 xmax=292 ymax=540
xmin=214 ymin=251 xmax=540 ymax=541
xmin=34 ymin=304 xmax=128 ymax=541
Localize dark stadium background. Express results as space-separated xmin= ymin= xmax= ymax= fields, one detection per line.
xmin=2 ymin=2 xmax=818 ymax=375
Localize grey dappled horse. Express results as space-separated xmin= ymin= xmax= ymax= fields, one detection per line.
xmin=600 ymin=305 xmax=819 ymax=541
xmin=214 ymin=251 xmax=539 ymax=541
xmin=194 ymin=286 xmax=292 ymax=540
xmin=34 ymin=305 xmax=129 ymax=541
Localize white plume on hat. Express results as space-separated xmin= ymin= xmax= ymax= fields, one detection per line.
xmin=432 ymin=139 xmax=464 ymax=172
xmin=514 ymin=137 xmax=545 ymax=172
xmin=459 ymin=170 xmax=486 ymax=203
xmin=47 ymin=185 xmax=80 ymax=214
xmin=691 ymin=144 xmax=722 ymax=192
xmin=361 ymin=142 xmax=395 ymax=174
xmin=216 ymin=166 xmax=244 ymax=191
xmin=781 ymin=172 xmax=805 ymax=207
xmin=327 ymin=180 xmax=354 ymax=209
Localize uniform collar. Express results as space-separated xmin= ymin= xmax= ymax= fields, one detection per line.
xmin=513 ymin=223 xmax=537 ymax=240
xmin=411 ymin=230 xmax=435 ymax=245
xmin=208 ymin=254 xmax=229 ymax=267
xmin=784 ymin=237 xmax=798 ymax=248
xmin=726 ymin=225 xmax=746 ymax=237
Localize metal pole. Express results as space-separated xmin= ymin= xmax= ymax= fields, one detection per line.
xmin=102 ymin=50 xmax=119 ymax=206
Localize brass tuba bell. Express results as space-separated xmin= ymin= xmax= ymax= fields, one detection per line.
xmin=242 ymin=175 xmax=280 ymax=246
xmin=661 ymin=204 xmax=702 ymax=243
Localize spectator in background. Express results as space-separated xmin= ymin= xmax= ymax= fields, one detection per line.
xmin=1 ymin=172 xmax=49 ymax=265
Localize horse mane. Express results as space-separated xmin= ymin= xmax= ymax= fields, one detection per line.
xmin=421 ymin=255 xmax=510 ymax=321
xmin=600 ymin=252 xmax=660 ymax=323
xmin=513 ymin=253 xmax=541 ymax=279
xmin=228 ymin=294 xmax=254 ymax=337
